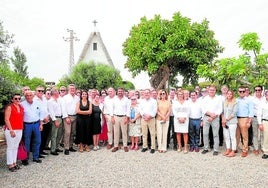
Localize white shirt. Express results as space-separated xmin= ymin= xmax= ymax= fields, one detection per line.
xmin=112 ymin=96 xmax=129 ymax=116
xmin=62 ymin=94 xmax=80 ymax=118
xmin=257 ymin=99 xmax=268 ymax=124
xmin=139 ymin=98 xmax=157 ymax=117
xmin=33 ymin=95 xmax=49 ymax=119
xmin=252 ymin=96 xmax=264 ymax=116
xmin=103 ymin=96 xmax=114 ymax=115
xmin=48 ymin=97 xmax=63 ymax=121
xmin=189 ymin=99 xmax=203 ymax=119
xmin=202 ymin=95 xmax=223 ymax=116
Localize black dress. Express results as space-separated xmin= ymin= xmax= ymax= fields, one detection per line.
xmin=91 ymin=104 xmax=102 ymax=135
xmin=75 ymin=100 xmax=93 ymax=145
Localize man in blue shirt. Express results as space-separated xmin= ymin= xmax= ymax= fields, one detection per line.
xmin=236 ymin=86 xmax=254 ymax=157
xmin=21 ymin=90 xmax=44 ymax=165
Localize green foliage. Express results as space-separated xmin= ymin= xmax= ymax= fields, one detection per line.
xmin=121 ymin=80 xmax=135 ymax=91
xmin=10 ymin=47 xmax=28 ymax=78
xmin=59 ymin=61 xmax=128 ymax=91
xmin=123 ymin=12 xmax=222 ymax=89
xmin=197 ymin=32 xmax=268 ymax=90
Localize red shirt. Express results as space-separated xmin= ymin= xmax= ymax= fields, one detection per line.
xmin=9 ymin=104 xmax=24 ymax=130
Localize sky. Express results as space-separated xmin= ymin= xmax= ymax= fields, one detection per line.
xmin=1 ymin=0 xmax=268 ymax=89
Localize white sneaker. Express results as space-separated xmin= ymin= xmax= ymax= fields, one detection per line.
xmin=93 ymin=146 xmax=98 ymax=151
xmin=96 ymin=146 xmax=100 ymax=150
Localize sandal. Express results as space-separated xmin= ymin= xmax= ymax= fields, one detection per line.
xmin=14 ymin=164 xmax=20 ymax=170
xmin=9 ymin=166 xmax=16 ymax=172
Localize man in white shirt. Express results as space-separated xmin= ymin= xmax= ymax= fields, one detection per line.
xmin=47 ymin=88 xmax=63 ymax=156
xmin=201 ymin=85 xmax=223 ymax=155
xmin=111 ymin=88 xmax=129 ymax=152
xmin=62 ymin=84 xmax=80 ymax=155
xmin=139 ymin=89 xmax=157 ymax=154
xmin=103 ymin=87 xmax=115 ymax=149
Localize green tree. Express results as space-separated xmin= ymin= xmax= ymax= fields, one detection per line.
xmin=10 ymin=47 xmax=28 ymax=78
xmin=123 ymin=12 xmax=222 ymax=90
xmin=197 ymin=32 xmax=268 ymax=89
xmin=59 ymin=62 xmax=127 ymax=91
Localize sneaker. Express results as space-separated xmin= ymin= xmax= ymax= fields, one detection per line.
xmin=93 ymin=146 xmax=98 ymax=151
xmin=96 ymin=146 xmax=100 ymax=150
xmin=69 ymin=147 xmax=77 ymax=152
xmin=202 ymin=149 xmax=209 ymax=154
xmin=213 ymin=151 xmax=218 ymax=156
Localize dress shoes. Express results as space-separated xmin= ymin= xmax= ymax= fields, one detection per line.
xmin=141 ymin=148 xmax=148 ymax=152
xmin=213 ymin=151 xmax=218 ymax=156
xmin=262 ymin=154 xmax=268 ymax=159
xmin=69 ymin=147 xmax=77 ymax=152
xmin=21 ymin=160 xmax=29 ymax=166
xmin=56 ymin=149 xmax=63 ymax=152
xmin=39 ymin=155 xmax=45 ymax=158
xmin=150 ymin=149 xmax=155 ymax=154
xmin=111 ymin=147 xmax=119 ymax=152
xmin=195 ymin=147 xmax=200 ymax=152
xmin=64 ymin=150 xmax=70 ymax=155
xmin=202 ymin=149 xmax=209 ymax=154
xmin=124 ymin=147 xmax=129 ymax=152
xmin=40 ymin=151 xmax=49 ymax=155
xmin=50 ymin=151 xmax=59 ymax=156
xmin=33 ymin=159 xmax=42 ymax=163
xmin=44 ymin=146 xmax=51 ymax=150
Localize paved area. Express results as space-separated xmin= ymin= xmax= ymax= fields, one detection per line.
xmin=0 ymin=143 xmax=268 ymax=187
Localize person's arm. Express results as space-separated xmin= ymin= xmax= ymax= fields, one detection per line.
xmin=4 ymin=106 xmax=16 ymax=137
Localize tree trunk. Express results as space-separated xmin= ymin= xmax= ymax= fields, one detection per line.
xmin=149 ymin=66 xmax=170 ymax=90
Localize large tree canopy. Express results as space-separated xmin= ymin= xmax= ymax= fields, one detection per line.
xmin=58 ymin=62 xmax=134 ymax=91
xmin=197 ymin=32 xmax=268 ymax=89
xmin=123 ymin=12 xmax=222 ymax=89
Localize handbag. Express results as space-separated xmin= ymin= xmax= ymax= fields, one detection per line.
xmin=17 ymin=140 xmax=28 ymax=160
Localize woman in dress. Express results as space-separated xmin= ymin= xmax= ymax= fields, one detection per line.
xmin=91 ymin=92 xmax=102 ymax=151
xmin=4 ymin=93 xmax=24 ymax=172
xmin=156 ymin=90 xmax=171 ymax=153
xmin=172 ymin=90 xmax=190 ymax=153
xmin=128 ymin=96 xmax=142 ymax=150
xmin=76 ymin=90 xmax=92 ymax=152
xmin=221 ymin=90 xmax=238 ymax=157
xmin=99 ymin=90 xmax=108 ymax=146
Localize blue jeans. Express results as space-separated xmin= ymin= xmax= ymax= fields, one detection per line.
xmin=189 ymin=118 xmax=201 ymax=148
xmin=23 ymin=121 xmax=41 ymax=160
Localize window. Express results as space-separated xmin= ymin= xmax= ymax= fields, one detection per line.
xmin=93 ymin=43 xmax=97 ymax=51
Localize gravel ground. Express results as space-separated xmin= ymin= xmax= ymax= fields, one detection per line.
xmin=1 ymin=144 xmax=268 ymax=188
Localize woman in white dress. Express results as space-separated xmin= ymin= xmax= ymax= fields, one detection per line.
xmin=172 ymin=90 xmax=190 ymax=153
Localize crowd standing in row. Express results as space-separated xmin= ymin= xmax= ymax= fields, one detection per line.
xmin=3 ymin=83 xmax=268 ymax=172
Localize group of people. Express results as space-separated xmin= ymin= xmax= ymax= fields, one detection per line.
xmin=3 ymin=83 xmax=268 ymax=172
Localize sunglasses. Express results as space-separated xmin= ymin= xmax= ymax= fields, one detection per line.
xmin=255 ymin=89 xmax=261 ymax=92
xmin=38 ymin=90 xmax=44 ymax=93
xmin=14 ymin=97 xmax=21 ymax=101
xmin=60 ymin=90 xmax=66 ymax=92
xmin=131 ymin=98 xmax=137 ymax=101
xmin=238 ymin=90 xmax=245 ymax=93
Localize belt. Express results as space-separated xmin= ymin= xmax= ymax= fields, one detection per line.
xmin=114 ymin=115 xmax=126 ymax=117
xmin=237 ymin=116 xmax=248 ymax=118
xmin=55 ymin=116 xmax=62 ymax=118
xmin=68 ymin=114 xmax=76 ymax=116
xmin=24 ymin=120 xmax=40 ymax=124
xmin=190 ymin=118 xmax=201 ymax=120
xmin=262 ymin=119 xmax=268 ymax=121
